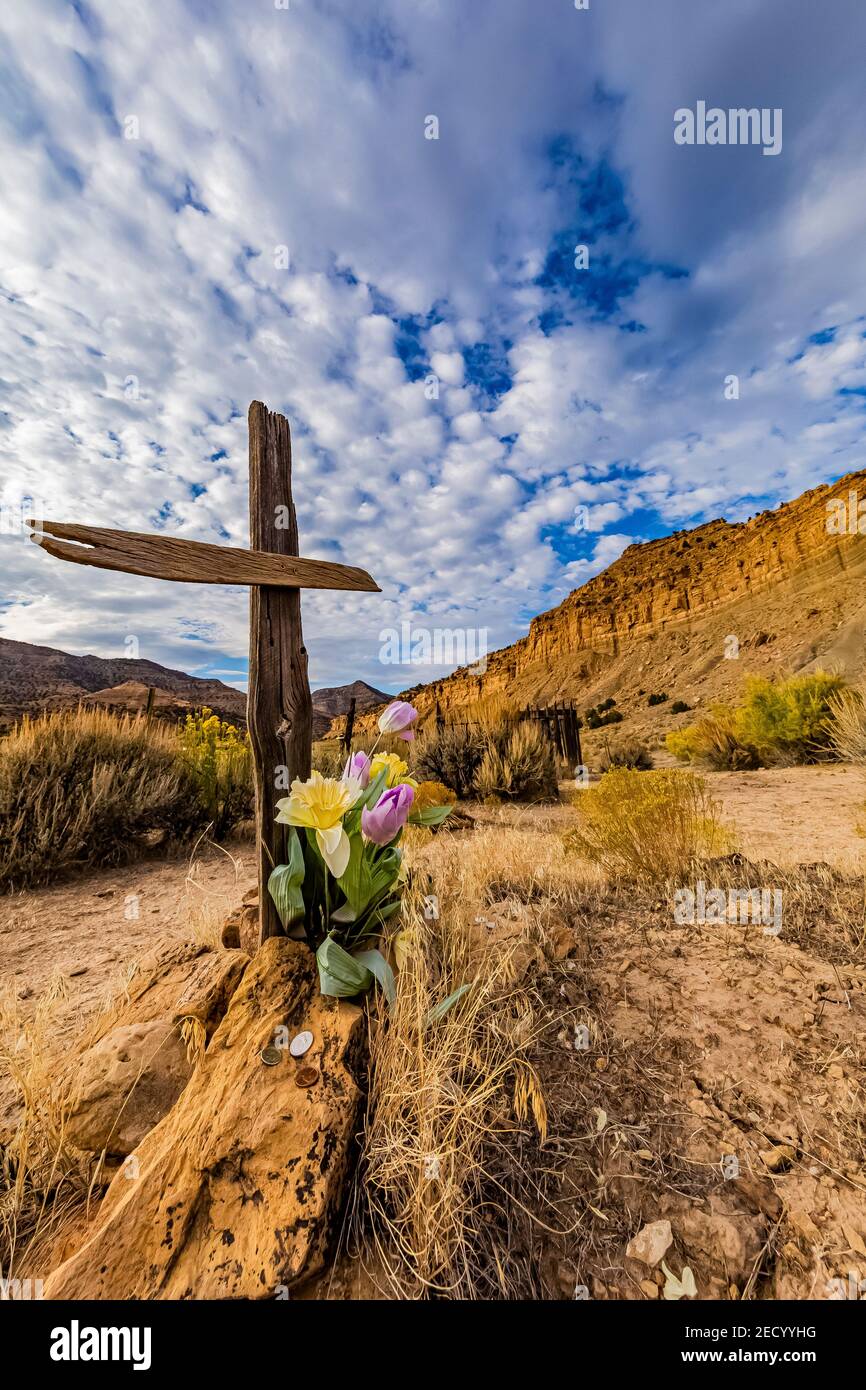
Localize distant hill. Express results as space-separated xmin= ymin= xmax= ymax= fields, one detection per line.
xmin=0 ymin=638 xmax=248 ymax=730
xmin=310 ymin=679 xmax=390 ymax=739
xmin=0 ymin=637 xmax=389 ymax=738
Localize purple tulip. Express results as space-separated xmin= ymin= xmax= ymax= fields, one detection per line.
xmin=361 ymin=783 xmax=415 ymax=845
xmin=343 ymin=751 xmax=371 ymax=787
xmin=378 ymin=700 xmax=419 ymax=742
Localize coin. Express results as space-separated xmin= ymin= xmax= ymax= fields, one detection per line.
xmin=295 ymin=1066 xmax=320 ymax=1089
xmin=289 ymin=1030 xmax=314 ymax=1058
xmin=259 ymin=1045 xmax=282 ymax=1066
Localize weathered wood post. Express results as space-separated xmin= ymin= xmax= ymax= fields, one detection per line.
xmin=247 ymin=401 xmax=313 ymax=942
xmin=342 ymin=696 xmax=356 ymax=755
xmin=28 ymin=399 xmax=379 ymax=951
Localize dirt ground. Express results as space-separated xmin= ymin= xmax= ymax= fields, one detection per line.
xmin=1 ymin=766 xmax=864 ymax=1298
xmin=0 ymin=836 xmax=256 ymax=1132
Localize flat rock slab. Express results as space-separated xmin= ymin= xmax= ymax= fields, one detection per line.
xmin=45 ymin=938 xmax=365 ymax=1300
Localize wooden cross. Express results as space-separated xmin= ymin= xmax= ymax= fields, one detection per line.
xmin=29 ymin=400 xmax=380 ymax=943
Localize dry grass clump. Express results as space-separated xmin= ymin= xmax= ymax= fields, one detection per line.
xmin=414 ymin=720 xmax=559 ymax=803
xmin=413 ymin=724 xmax=486 ymax=799
xmin=354 ymin=829 xmax=568 ymax=1298
xmin=565 ymin=767 xmax=735 ymax=884
xmin=475 ymin=722 xmax=559 ymax=802
xmin=826 ymin=686 xmax=866 ymax=764
xmin=0 ymin=980 xmax=90 ymax=1288
xmin=597 ymin=735 xmax=653 ymax=772
xmin=0 ymin=708 xmax=205 ymax=890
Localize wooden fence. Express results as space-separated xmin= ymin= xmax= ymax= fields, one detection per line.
xmin=433 ymin=698 xmax=583 ymax=765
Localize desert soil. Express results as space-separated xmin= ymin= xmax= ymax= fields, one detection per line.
xmin=2 ymin=765 xmax=864 ymax=1299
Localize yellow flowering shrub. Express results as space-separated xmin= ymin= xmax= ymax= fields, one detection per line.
xmin=178 ymin=708 xmax=253 ymax=838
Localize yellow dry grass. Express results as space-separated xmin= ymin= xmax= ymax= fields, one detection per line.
xmin=0 ymin=977 xmax=89 ymax=1286
xmin=352 ymin=823 xmax=595 ymax=1298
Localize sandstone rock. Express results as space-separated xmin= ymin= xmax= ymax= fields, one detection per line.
xmin=66 ymin=1018 xmax=193 ymax=1156
xmin=760 ymin=1142 xmax=797 ymax=1172
xmin=220 ymin=902 xmax=259 ymax=954
xmin=626 ymin=1219 xmax=673 ymax=1267
xmin=45 ymin=938 xmax=365 ymax=1300
xmin=63 ymin=945 xmax=248 ymax=1156
xmin=88 ymin=938 xmax=249 ymax=1044
xmin=676 ymin=1205 xmax=763 ymax=1280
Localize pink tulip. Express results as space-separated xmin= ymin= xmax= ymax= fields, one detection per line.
xmin=361 ymin=784 xmax=415 ymax=845
xmin=378 ymin=700 xmax=419 ymax=742
xmin=343 ymin=751 xmax=371 ymax=787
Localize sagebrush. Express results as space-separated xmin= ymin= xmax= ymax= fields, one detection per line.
xmin=565 ymin=767 xmax=734 ymax=882
xmin=0 ymin=709 xmax=205 ymax=889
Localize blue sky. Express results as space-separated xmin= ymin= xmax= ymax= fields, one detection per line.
xmin=1 ymin=0 xmax=865 ymax=693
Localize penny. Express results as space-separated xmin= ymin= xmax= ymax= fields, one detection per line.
xmin=289 ymin=1030 xmax=314 ymax=1058
xmin=259 ymin=1045 xmax=282 ymax=1066
xmin=295 ymin=1065 xmax=320 ymax=1089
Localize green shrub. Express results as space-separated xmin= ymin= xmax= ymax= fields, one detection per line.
xmin=475 ymin=722 xmax=559 ymax=801
xmin=666 ymin=672 xmax=846 ymax=769
xmin=565 ymin=767 xmax=734 ymax=883
xmin=666 ymin=706 xmax=759 ymax=770
xmin=670 ymin=700 xmax=690 ymax=715
xmin=647 ymin=692 xmax=668 ymax=707
xmin=585 ymin=706 xmax=624 ymax=729
xmin=735 ymin=672 xmax=845 ymax=763
xmin=413 ymin=724 xmax=487 ymax=799
xmin=0 ymin=709 xmax=206 ymax=889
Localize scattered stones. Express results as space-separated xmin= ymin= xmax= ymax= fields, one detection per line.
xmin=760 ymin=1142 xmax=797 ymax=1173
xmin=626 ymin=1219 xmax=673 ymax=1267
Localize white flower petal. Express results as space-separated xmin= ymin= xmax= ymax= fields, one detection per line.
xmin=317 ymin=825 xmax=351 ymax=878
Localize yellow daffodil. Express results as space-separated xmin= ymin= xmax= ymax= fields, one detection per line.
xmin=275 ymin=770 xmax=361 ymax=877
xmin=369 ymin=751 xmax=418 ymax=790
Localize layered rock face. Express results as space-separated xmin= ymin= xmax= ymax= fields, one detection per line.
xmin=343 ymin=470 xmax=866 ymax=737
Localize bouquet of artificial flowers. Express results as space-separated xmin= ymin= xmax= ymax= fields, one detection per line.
xmin=267 ymin=701 xmax=452 ymax=1000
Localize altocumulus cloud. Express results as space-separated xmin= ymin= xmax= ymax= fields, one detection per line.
xmin=1 ymin=0 xmax=865 ymax=690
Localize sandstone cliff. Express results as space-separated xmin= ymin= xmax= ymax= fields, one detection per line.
xmin=339 ymin=470 xmax=866 ymax=743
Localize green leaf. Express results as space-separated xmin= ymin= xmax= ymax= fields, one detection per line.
xmin=267 ymin=829 xmax=306 ymax=930
xmin=316 ymin=936 xmax=373 ymax=998
xmin=337 ymin=832 xmax=374 ymax=915
xmin=369 ymin=845 xmax=402 ymax=898
xmin=425 ymin=983 xmax=472 ymax=1028
xmin=354 ymin=948 xmax=396 ymax=1006
xmin=408 ymin=803 xmax=455 ymax=827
